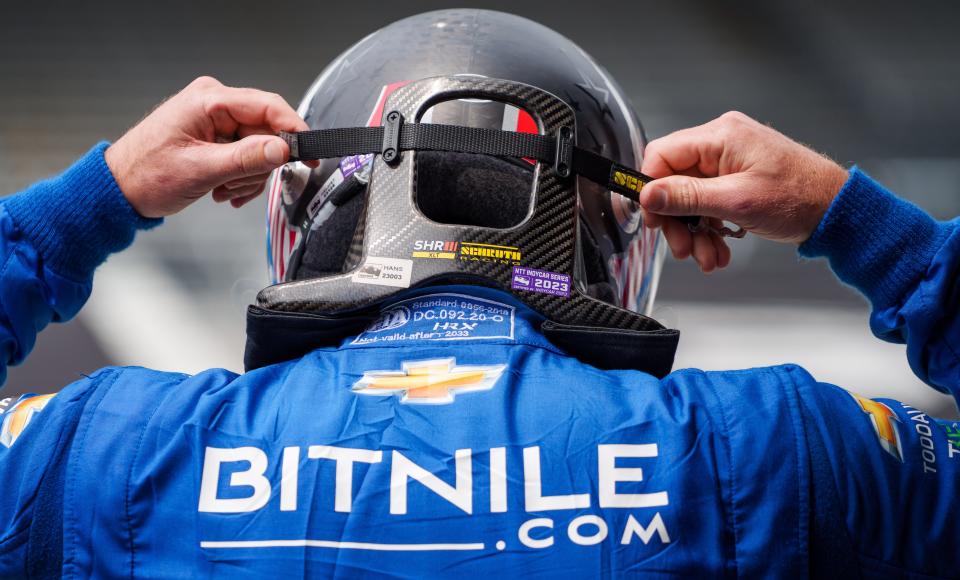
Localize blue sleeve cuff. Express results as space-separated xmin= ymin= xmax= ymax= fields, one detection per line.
xmin=1 ymin=142 xmax=162 ymax=281
xmin=799 ymin=166 xmax=952 ymax=308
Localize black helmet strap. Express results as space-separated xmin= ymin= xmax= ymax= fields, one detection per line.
xmin=278 ymin=115 xmax=740 ymax=236
xmin=281 ymin=113 xmax=657 ymax=206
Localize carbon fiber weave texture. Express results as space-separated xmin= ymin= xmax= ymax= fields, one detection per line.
xmin=258 ymin=76 xmax=662 ymax=332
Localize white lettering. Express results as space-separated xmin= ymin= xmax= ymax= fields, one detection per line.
xmin=280 ymin=447 xmax=299 ymax=511
xmin=309 ymin=445 xmax=383 ymax=513
xmin=568 ymin=515 xmax=608 ymax=546
xmin=390 ymin=449 xmax=472 ymax=515
xmin=523 ymin=446 xmax=590 ymax=511
xmin=907 ymin=408 xmax=930 ymax=424
xmin=198 ymin=443 xmax=672 ymax=522
xmin=621 ymin=513 xmax=671 ymax=545
xmin=598 ymin=444 xmax=669 ymax=508
xmin=519 ymin=518 xmax=554 ymax=549
xmin=490 ymin=447 xmax=508 ymax=513
xmin=198 ymin=447 xmax=271 ymax=513
xmin=904 ymin=404 xmax=938 ymax=473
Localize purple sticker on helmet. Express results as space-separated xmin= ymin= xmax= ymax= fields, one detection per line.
xmin=511 ymin=266 xmax=571 ymax=298
xmin=339 ymin=154 xmax=373 ymax=178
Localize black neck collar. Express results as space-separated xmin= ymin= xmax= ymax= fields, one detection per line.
xmin=244 ymin=305 xmax=679 ymax=378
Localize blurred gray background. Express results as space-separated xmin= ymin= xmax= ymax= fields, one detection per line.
xmin=1 ymin=1 xmax=958 ymax=415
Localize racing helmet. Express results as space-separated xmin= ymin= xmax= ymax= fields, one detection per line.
xmin=261 ymin=9 xmax=667 ymax=331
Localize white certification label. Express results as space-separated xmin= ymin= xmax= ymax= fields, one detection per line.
xmin=351 ymin=257 xmax=413 ymax=288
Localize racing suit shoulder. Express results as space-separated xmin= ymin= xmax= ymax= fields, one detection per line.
xmin=671 ymin=363 xmax=960 ymax=577
xmin=664 ymin=364 xmax=815 ymax=576
xmin=0 ymin=367 xmax=156 ymax=578
xmin=55 ymin=364 xmax=206 ymax=578
xmin=797 ymin=373 xmax=960 ymax=578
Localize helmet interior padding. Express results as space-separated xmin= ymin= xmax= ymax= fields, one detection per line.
xmin=414 ymin=151 xmax=533 ymax=229
xmin=294 ymin=193 xmax=366 ymax=280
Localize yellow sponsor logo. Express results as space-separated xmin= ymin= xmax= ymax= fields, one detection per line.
xmin=412 ymin=251 xmax=457 ymax=259
xmin=352 ymin=358 xmax=506 ymax=405
xmin=612 ymin=170 xmax=646 ymax=194
xmin=459 ymin=243 xmax=521 ymax=264
xmin=850 ymin=392 xmax=903 ymax=462
xmin=0 ymin=393 xmax=55 ymax=448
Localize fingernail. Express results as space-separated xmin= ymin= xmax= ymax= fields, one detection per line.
xmin=264 ymin=140 xmax=285 ymax=165
xmin=645 ymin=187 xmax=667 ymax=212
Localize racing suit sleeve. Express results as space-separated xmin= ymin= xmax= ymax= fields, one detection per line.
xmin=0 ymin=145 xmax=159 ymax=576
xmin=799 ymin=167 xmax=960 ymax=394
xmin=797 ymin=371 xmax=960 ymax=577
xmin=792 ymin=170 xmax=960 ymax=575
xmin=0 ymin=143 xmax=161 ymax=388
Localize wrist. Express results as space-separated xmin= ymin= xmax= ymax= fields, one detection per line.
xmin=3 ymin=143 xmax=162 ymax=281
xmin=799 ymin=166 xmax=949 ymax=308
xmin=799 ymin=159 xmax=849 ymax=244
xmin=104 ymin=138 xmax=144 ymax=217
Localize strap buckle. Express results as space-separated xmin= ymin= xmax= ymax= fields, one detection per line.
xmin=381 ymin=110 xmax=403 ymax=165
xmin=554 ymin=126 xmax=574 ymax=178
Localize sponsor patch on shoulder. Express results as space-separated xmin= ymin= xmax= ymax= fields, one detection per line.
xmin=351 ymin=293 xmax=515 ymax=346
xmin=1 ymin=393 xmax=55 ymax=448
xmin=849 ymin=391 xmax=903 ymax=462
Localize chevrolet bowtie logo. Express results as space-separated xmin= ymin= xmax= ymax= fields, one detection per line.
xmin=352 ymin=358 xmax=507 ymax=404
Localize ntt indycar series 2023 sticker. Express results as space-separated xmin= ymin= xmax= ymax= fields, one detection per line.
xmin=352 ymin=293 xmax=515 ymax=345
xmin=511 ymin=266 xmax=571 ymax=298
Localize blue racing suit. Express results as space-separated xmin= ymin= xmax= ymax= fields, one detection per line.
xmin=0 ymin=144 xmax=958 ymax=578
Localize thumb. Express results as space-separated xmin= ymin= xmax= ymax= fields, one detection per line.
xmin=198 ymin=134 xmax=289 ymax=185
xmin=639 ymin=174 xmax=746 ymax=221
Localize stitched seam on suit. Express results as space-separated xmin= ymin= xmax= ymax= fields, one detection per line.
xmin=125 ymin=375 xmax=187 ymax=579
xmin=701 ymin=373 xmax=742 ymax=577
xmin=62 ymin=370 xmax=121 ymax=579
xmin=23 ymin=379 xmax=99 ymax=576
xmin=780 ymin=367 xmax=811 ymax=574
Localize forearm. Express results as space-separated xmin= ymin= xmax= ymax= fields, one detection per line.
xmin=800 ymin=167 xmax=960 ymax=393
xmin=0 ymin=143 xmax=160 ymax=387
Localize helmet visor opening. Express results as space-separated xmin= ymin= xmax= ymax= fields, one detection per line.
xmin=414 ymin=97 xmax=538 ymax=230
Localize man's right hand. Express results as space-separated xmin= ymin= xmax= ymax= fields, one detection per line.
xmin=105 ymin=76 xmax=316 ymax=219
xmin=639 ymin=111 xmax=849 ymax=272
